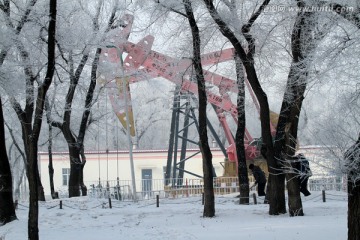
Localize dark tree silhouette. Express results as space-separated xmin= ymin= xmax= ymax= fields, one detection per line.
xmin=345 ymin=133 xmax=360 ymax=240
xmin=183 ymin=0 xmax=215 ymax=217
xmin=0 ymin=96 xmax=17 ymax=225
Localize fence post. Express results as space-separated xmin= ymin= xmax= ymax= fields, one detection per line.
xmin=60 ymin=200 xmax=62 ymax=209
xmin=252 ymin=193 xmax=257 ymax=205
xmin=322 ymin=190 xmax=326 ymax=202
xmin=108 ymin=197 xmax=112 ymax=209
xmin=106 ymin=181 xmax=110 ymax=198
xmin=156 ymin=195 xmax=159 ymax=207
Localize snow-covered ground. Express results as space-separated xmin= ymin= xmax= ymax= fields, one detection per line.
xmin=0 ymin=191 xmax=347 ymax=240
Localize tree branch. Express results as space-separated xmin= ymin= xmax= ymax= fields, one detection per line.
xmin=4 ymin=121 xmax=27 ymax=164
xmin=9 ymin=97 xmax=26 ymax=125
xmin=156 ymin=0 xmax=187 ymax=18
xmin=77 ymin=3 xmax=123 ymax=145
xmin=63 ymin=53 xmax=89 ymax=129
xmin=241 ymin=0 xmax=271 ymax=59
xmin=32 ymin=0 xmax=57 ymax=139
xmin=203 ymin=0 xmax=247 ymax=61
xmin=77 ymin=48 xmax=101 ymax=145
xmin=0 ymin=0 xmax=38 ymax=66
xmin=330 ymin=3 xmax=360 ymax=29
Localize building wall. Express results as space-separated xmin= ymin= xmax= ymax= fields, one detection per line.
xmin=38 ymin=146 xmax=340 ymax=197
xmin=38 ymin=149 xmax=227 ymax=196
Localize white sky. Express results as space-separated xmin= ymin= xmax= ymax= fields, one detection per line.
xmin=0 ymin=191 xmax=347 ymax=240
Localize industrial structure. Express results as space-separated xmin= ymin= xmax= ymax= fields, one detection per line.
xmin=97 ymin=14 xmax=274 ymax=185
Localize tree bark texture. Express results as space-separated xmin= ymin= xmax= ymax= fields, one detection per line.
xmin=27 ymin=140 xmax=40 ymax=240
xmin=67 ymin=145 xmax=81 ymax=197
xmin=234 ymin=55 xmax=249 ymax=204
xmin=348 ymin=182 xmax=360 ymax=240
xmin=0 ymin=97 xmax=17 ymax=225
xmin=273 ymin=1 xmax=317 ymax=216
xmin=345 ymin=135 xmax=360 ymax=240
xmin=184 ymin=0 xmax=215 ymax=217
xmin=47 ymin=124 xmax=56 ymax=198
xmin=285 ymin=158 xmax=303 ymax=216
xmin=45 ymin=98 xmax=57 ymax=199
xmin=28 ymin=1 xmax=57 ymax=239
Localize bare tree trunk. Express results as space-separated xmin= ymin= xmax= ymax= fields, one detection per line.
xmin=348 ymin=181 xmax=360 ymax=240
xmin=28 ymin=1 xmax=57 ymax=238
xmin=27 ymin=140 xmax=39 ymax=239
xmin=235 ymin=55 xmax=249 ymax=204
xmin=273 ymin=1 xmax=318 ymax=216
xmin=79 ymin=147 xmax=87 ymax=196
xmin=67 ymin=145 xmax=81 ymax=197
xmin=183 ymin=0 xmax=215 ymax=217
xmin=0 ymin=96 xmax=17 ymax=225
xmin=47 ymin=124 xmax=57 ymax=199
xmin=7 ymin=138 xmax=45 ymax=203
xmin=284 ymin=155 xmax=303 ymax=216
xmin=44 ymin=94 xmax=57 ymax=199
xmin=15 ymin=166 xmax=25 ymax=201
xmin=345 ymin=135 xmax=360 ymax=240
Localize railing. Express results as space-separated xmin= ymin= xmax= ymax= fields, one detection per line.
xmin=17 ymin=175 xmax=347 ymax=201
xmin=83 ymin=175 xmax=347 ymax=201
xmin=87 ymin=179 xmax=134 ymax=201
xmin=85 ymin=177 xmax=242 ymax=200
xmin=308 ymin=175 xmax=347 ymax=192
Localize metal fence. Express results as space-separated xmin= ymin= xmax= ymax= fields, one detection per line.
xmin=17 ymin=175 xmax=347 ymax=201
xmin=308 ymin=175 xmax=347 ymax=192
xmin=85 ymin=177 xmax=242 ymax=201
xmin=84 ymin=175 xmax=346 ymax=201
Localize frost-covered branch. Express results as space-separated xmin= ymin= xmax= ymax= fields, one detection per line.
xmin=241 ymin=0 xmax=270 ymax=61
xmin=155 ymin=0 xmax=187 ymax=17
xmin=0 ymin=0 xmax=38 ymax=65
xmin=4 ymin=121 xmax=27 ymax=165
xmin=9 ymin=97 xmax=26 ymax=125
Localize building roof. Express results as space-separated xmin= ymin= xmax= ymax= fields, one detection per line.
xmin=38 ymin=148 xmax=224 ymax=155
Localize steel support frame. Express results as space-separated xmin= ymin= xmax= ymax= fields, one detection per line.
xmin=165 ymin=90 xmax=227 ymax=187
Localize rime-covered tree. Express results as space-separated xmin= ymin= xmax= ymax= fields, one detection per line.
xmin=1 ymin=0 xmax=57 ymax=239
xmin=183 ymin=0 xmax=215 ymax=217
xmin=202 ymin=0 xmax=286 ymax=214
xmin=48 ymin=1 xmax=126 ymax=197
